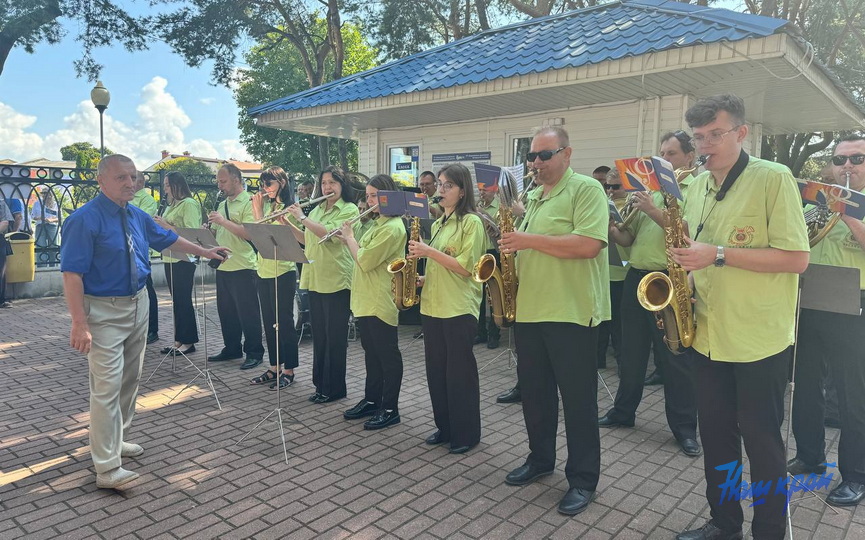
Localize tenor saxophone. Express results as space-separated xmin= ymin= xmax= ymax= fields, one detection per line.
xmin=387 ymin=216 xmax=420 ymax=311
xmin=635 ymin=157 xmax=705 ymax=354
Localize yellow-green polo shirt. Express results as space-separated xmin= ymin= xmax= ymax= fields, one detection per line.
xmin=351 ymin=216 xmax=407 ymax=326
xmin=162 ymin=197 xmax=202 ymax=263
xmin=609 ymin=196 xmax=631 ymax=282
xmin=683 ymin=158 xmax=809 ymax=362
xmin=256 ymin=199 xmax=297 ymax=279
xmin=809 ymin=200 xmax=865 ymax=289
xmin=213 ymin=191 xmax=258 ymax=272
xmin=420 ymin=212 xmax=485 ymax=319
xmin=625 ymin=175 xmax=693 ymax=272
xmin=353 ymin=219 xmax=374 ymax=244
xmin=516 ymin=168 xmax=611 ymax=325
xmin=131 ymin=189 xmax=158 ymax=216
xmin=300 ymin=199 xmax=359 ymax=293
xmin=479 ymin=197 xmax=500 ymax=251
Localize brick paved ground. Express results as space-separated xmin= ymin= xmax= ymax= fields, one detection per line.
xmin=1 ymin=287 xmax=863 ymax=539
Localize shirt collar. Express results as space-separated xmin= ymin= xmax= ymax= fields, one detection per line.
xmin=95 ymin=192 xmax=127 ymax=216
xmin=530 ymin=167 xmax=573 ymax=201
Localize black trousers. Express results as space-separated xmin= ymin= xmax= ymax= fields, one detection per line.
xmin=422 ymin=314 xmax=481 ymax=447
xmin=516 ymin=321 xmax=600 ymax=491
xmin=792 ymin=305 xmax=865 ymax=485
xmin=596 ymin=279 xmax=624 ymax=364
xmin=358 ymin=316 xmax=403 ymax=411
xmin=146 ymin=274 xmax=158 ymax=333
xmin=608 ymin=268 xmax=697 ymax=440
xmin=257 ymin=271 xmax=298 ymax=369
xmin=164 ymin=261 xmax=198 ymax=344
xmin=215 ymin=269 xmax=264 ymax=358
xmin=695 ymin=348 xmax=789 ymax=540
xmin=309 ymin=289 xmax=350 ymax=398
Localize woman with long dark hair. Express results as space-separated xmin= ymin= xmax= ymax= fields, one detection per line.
xmin=287 ymin=166 xmax=359 ymax=403
xmin=249 ymin=166 xmax=300 ymax=389
xmin=408 ymin=163 xmax=486 ymax=453
xmin=339 ymin=174 xmax=407 ymax=429
xmin=153 ymin=172 xmax=202 ymax=354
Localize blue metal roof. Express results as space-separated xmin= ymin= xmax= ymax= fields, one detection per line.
xmin=249 ymin=0 xmax=788 ymax=117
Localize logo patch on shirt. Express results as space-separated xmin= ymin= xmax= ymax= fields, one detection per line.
xmin=728 ymin=225 xmax=755 ymax=247
xmin=443 ymin=246 xmax=457 ymax=257
xmin=842 ymin=232 xmax=860 ymax=250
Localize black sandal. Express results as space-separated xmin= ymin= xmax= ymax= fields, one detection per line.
xmin=270 ymin=373 xmax=295 ymax=390
xmin=250 ymin=369 xmax=278 ymax=385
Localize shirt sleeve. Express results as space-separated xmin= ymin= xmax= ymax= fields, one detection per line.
xmin=453 ymin=215 xmax=486 ymax=273
xmin=766 ymin=169 xmax=810 ymax=252
xmin=572 ymin=182 xmax=609 ymax=246
xmin=145 ymin=214 xmax=179 ymax=252
xmin=180 ymin=198 xmax=203 ymax=228
xmin=140 ymin=194 xmax=159 ymax=217
xmin=356 ymin=220 xmax=406 ymax=272
xmin=59 ymin=214 xmax=95 ymax=274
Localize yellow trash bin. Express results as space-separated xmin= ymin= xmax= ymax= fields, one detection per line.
xmin=5 ymin=232 xmax=36 ymax=283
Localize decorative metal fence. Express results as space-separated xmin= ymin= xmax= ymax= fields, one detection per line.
xmin=0 ymin=164 xmax=236 ymax=268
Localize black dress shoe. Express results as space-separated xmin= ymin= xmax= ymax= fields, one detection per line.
xmin=308 ymin=392 xmax=322 ymax=403
xmin=597 ymin=412 xmax=635 ymax=428
xmin=162 ymin=344 xmax=196 ymax=355
xmin=496 ymin=386 xmax=522 ymax=403
xmin=364 ymin=410 xmax=400 ymax=430
xmin=505 ymin=463 xmax=554 ymax=486
xmin=787 ymin=457 xmax=827 ymax=476
xmin=425 ymin=430 xmax=449 ymax=445
xmin=486 ymin=336 xmax=500 ymax=349
xmin=240 ymin=356 xmax=263 ymax=370
xmin=344 ymin=399 xmax=378 ymax=420
xmin=473 ymin=334 xmax=487 ymax=344
xmin=313 ymin=394 xmax=345 ymax=404
xmin=644 ymin=371 xmax=664 ymax=386
xmin=678 ymin=438 xmax=702 ymax=457
xmin=208 ymin=350 xmax=243 ymax=362
xmin=146 ymin=332 xmax=159 ymax=344
xmin=676 ymin=521 xmax=743 ymax=540
xmin=827 ymin=481 xmax=865 ymax=506
xmin=449 ymin=443 xmax=477 ymax=455
xmin=558 ymin=487 xmax=594 ymax=515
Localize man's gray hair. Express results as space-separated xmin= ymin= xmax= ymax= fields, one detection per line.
xmin=533 ymin=126 xmax=570 ymax=148
xmin=97 ymin=154 xmax=135 ymax=177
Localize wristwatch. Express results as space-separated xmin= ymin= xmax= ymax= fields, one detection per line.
xmin=299 ymin=214 xmax=308 ymax=222
xmin=714 ymin=245 xmax=726 ymax=267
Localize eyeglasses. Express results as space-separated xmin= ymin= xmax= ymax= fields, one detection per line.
xmin=831 ymin=154 xmax=865 ymax=166
xmin=527 ymin=147 xmax=566 ymax=162
xmin=692 ymin=126 xmax=741 ymax=147
xmin=436 ymin=181 xmax=457 ymax=192
xmin=603 ymin=184 xmax=622 ymax=190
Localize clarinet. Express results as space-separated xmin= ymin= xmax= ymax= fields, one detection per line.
xmin=207 ymin=190 xmax=228 ymax=269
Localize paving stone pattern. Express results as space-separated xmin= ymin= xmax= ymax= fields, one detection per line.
xmin=1 ymin=289 xmax=862 ymax=539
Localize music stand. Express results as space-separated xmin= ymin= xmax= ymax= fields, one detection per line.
xmin=167 ymin=227 xmax=229 ymax=410
xmin=782 ymin=264 xmax=859 ymax=534
xmin=144 ymin=248 xmax=203 ymax=384
xmin=235 ymin=223 xmax=309 ymax=463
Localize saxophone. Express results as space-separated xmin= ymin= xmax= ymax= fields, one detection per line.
xmin=635 ymin=157 xmax=705 ymax=354
xmin=472 ymin=170 xmax=519 ymax=327
xmin=387 ymin=216 xmax=420 ymax=311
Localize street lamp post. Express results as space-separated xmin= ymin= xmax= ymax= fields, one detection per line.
xmin=90 ymin=81 xmax=111 ymax=159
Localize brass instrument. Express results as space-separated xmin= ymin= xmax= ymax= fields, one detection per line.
xmin=388 ymin=216 xmax=421 ymax=311
xmin=472 ymin=169 xmax=519 ymax=327
xmin=318 ymin=204 xmax=379 ymax=243
xmin=253 ymin=193 xmax=334 ymax=224
xmin=805 ymin=171 xmax=849 ymax=247
xmin=615 ymin=194 xmax=639 ymax=230
xmin=518 ymin=169 xmax=538 ymax=204
xmin=635 ymin=156 xmax=706 ymax=354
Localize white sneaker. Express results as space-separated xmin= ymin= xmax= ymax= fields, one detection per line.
xmin=121 ymin=442 xmax=144 ymax=457
xmin=96 ymin=467 xmax=139 ymax=489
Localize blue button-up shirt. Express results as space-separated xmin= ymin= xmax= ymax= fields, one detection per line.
xmin=61 ymin=193 xmax=178 ymax=296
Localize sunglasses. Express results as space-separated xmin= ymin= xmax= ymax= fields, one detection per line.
xmin=527 ymin=147 xmax=566 ymax=162
xmin=603 ymin=184 xmax=622 ymax=190
xmin=831 ymin=154 xmax=865 ymax=166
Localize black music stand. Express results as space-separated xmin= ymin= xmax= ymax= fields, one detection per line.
xmin=235 ymin=223 xmax=309 ymax=463
xmin=782 ymin=264 xmax=860 ymax=534
xmin=167 ymin=227 xmax=229 ymax=410
xmin=144 ymin=246 xmax=202 ymax=384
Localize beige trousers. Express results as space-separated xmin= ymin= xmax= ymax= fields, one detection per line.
xmin=85 ymin=289 xmax=148 ymax=473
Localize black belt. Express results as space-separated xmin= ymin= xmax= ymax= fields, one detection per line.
xmin=630 ymin=267 xmax=667 ymax=277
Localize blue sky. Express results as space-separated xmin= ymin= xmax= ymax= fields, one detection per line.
xmin=0 ymin=1 xmax=745 ymax=169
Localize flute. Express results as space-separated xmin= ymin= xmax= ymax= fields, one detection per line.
xmin=318 ymin=204 xmax=380 ymax=244
xmin=254 ymin=193 xmax=334 ymax=224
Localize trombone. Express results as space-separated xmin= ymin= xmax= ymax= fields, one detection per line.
xmin=318 ymin=204 xmax=379 ymax=244
xmin=253 ymin=193 xmax=334 ymax=224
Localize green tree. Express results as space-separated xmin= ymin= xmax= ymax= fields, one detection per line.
xmin=235 ymin=18 xmax=374 ymax=178
xmin=0 ymin=1 xmax=149 ymax=79
xmin=59 ymin=141 xmax=113 ymax=169
xmin=153 ymin=157 xmax=215 ymax=183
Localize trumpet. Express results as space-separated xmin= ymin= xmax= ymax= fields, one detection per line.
xmin=318 ymin=204 xmax=379 ymax=243
xmin=253 ymin=193 xmax=334 ymax=224
xmin=519 ymin=169 xmax=538 ymax=204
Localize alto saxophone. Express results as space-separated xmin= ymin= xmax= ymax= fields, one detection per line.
xmin=635 ymin=157 xmax=705 ymax=354
xmin=387 ymin=216 xmax=420 ymax=311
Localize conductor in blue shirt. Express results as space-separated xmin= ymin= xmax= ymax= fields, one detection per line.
xmin=61 ymin=154 xmax=228 ymax=490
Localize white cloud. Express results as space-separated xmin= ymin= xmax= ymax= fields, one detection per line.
xmin=0 ymin=76 xmax=251 ymax=169
xmin=199 ymin=97 xmax=216 ymax=105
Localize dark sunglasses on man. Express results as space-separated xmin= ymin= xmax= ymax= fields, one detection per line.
xmin=603 ymin=184 xmax=623 ymax=190
xmin=831 ymin=154 xmax=865 ymax=166
xmin=527 ymin=147 xmax=566 ymax=162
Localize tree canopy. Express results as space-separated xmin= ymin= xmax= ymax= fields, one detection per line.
xmin=59 ymin=141 xmax=113 ymax=169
